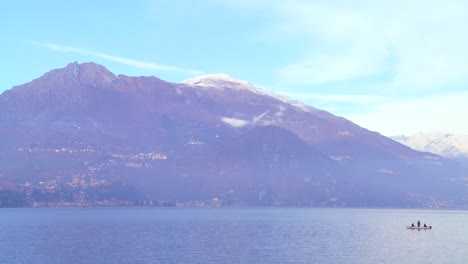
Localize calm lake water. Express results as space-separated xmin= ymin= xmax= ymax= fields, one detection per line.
xmin=0 ymin=207 xmax=467 ymax=264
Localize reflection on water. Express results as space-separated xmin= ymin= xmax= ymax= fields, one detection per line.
xmin=0 ymin=207 xmax=467 ymax=264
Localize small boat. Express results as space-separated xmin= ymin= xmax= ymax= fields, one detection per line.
xmin=406 ymin=226 xmax=432 ymax=230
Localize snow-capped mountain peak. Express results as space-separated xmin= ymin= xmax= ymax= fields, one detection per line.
xmin=181 ymin=74 xmax=317 ymax=113
xmin=392 ymin=132 xmax=468 ymax=158
xmin=182 ymin=74 xmax=252 ymax=89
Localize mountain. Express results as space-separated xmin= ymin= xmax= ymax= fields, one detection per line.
xmin=392 ymin=133 xmax=468 ymax=158
xmin=0 ymin=62 xmax=467 ymax=207
xmin=392 ymin=132 xmax=468 ymax=169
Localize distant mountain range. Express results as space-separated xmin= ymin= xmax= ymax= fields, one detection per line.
xmin=392 ymin=133 xmax=468 ymax=158
xmin=392 ymin=133 xmax=468 ymax=168
xmin=0 ymin=62 xmax=467 ymax=207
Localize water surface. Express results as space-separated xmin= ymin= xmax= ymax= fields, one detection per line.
xmin=0 ymin=207 xmax=467 ymax=264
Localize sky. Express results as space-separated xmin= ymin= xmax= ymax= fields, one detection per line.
xmin=1 ymin=0 xmax=468 ymax=136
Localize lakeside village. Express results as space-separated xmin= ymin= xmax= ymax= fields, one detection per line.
xmin=0 ymin=173 xmax=225 ymax=208
xmin=1 ymin=146 xmax=222 ymax=207
xmin=0 ymin=173 xmax=224 ymax=208
xmin=1 ymin=173 xmax=454 ymax=208
xmin=0 ymin=145 xmax=458 ymax=208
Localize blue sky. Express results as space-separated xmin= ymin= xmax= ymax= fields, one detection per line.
xmin=2 ymin=0 xmax=468 ymax=136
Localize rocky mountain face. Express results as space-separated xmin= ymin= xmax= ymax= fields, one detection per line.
xmin=0 ymin=62 xmax=467 ymax=207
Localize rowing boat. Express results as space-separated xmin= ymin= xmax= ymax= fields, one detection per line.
xmin=406 ymin=226 xmax=432 ymax=230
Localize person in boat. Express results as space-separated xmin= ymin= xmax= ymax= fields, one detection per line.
xmin=417 ymin=220 xmax=420 ymax=227
xmin=424 ymin=223 xmax=427 ymax=228
xmin=411 ymin=223 xmax=415 ymax=227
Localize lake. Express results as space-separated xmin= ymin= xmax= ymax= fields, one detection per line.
xmin=0 ymin=207 xmax=467 ymax=264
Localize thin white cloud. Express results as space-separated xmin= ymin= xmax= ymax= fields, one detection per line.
xmin=228 ymin=1 xmax=468 ymax=90
xmin=252 ymin=110 xmax=269 ymax=123
xmin=32 ymin=41 xmax=204 ymax=75
xmin=221 ymin=117 xmax=250 ymax=127
xmin=347 ymin=91 xmax=468 ymax=136
xmin=256 ymin=83 xmax=386 ymax=104
xmin=272 ymin=1 xmax=391 ymax=86
xmin=281 ymin=92 xmax=385 ymax=104
xmin=277 ymin=54 xmax=388 ymax=86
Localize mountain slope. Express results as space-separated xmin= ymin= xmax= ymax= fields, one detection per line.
xmin=0 ymin=62 xmax=467 ymax=207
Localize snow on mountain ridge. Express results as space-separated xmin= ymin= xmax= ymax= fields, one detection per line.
xmin=392 ymin=132 xmax=468 ymax=158
xmin=182 ymin=74 xmax=317 ymax=113
xmin=182 ymin=74 xmax=252 ymax=88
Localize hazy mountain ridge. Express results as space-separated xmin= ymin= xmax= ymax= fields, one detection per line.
xmin=392 ymin=132 xmax=468 ymax=169
xmin=392 ymin=132 xmax=468 ymax=158
xmin=0 ymin=62 xmax=467 ymax=207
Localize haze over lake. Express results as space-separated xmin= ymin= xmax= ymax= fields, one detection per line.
xmin=1 ymin=207 xmax=467 ymax=264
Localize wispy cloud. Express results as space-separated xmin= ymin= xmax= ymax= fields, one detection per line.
xmin=32 ymin=41 xmax=204 ymax=75
xmin=215 ymin=0 xmax=468 ymax=135
xmin=257 ymin=83 xmax=385 ymax=104
xmin=282 ymin=93 xmax=385 ymax=104
xmin=347 ymin=91 xmax=468 ymax=136
xmin=224 ymin=1 xmax=468 ymax=91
